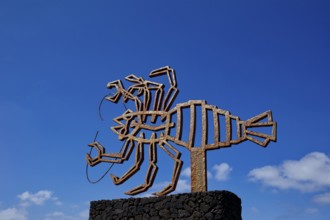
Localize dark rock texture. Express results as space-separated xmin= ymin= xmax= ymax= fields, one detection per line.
xmin=89 ymin=190 xmax=242 ymax=220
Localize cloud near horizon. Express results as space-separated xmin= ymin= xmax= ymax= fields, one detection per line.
xmin=0 ymin=208 xmax=27 ymax=220
xmin=248 ymin=152 xmax=330 ymax=192
xmin=0 ymin=190 xmax=87 ymax=220
xmin=213 ymin=163 xmax=232 ymax=181
xmin=313 ymin=192 xmax=330 ymax=205
xmin=18 ymin=190 xmax=55 ymax=207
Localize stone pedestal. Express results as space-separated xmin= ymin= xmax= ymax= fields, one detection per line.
xmin=89 ymin=190 xmax=242 ymax=220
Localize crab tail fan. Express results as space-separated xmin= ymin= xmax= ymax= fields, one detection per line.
xmin=241 ymin=111 xmax=277 ymax=147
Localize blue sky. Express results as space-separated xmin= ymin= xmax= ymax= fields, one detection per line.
xmin=0 ymin=0 xmax=330 ymax=219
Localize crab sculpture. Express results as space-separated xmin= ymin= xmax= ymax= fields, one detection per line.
xmin=86 ymin=66 xmax=277 ymax=196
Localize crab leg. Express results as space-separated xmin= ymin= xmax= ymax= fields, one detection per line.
xmin=153 ymin=139 xmax=183 ymax=196
xmin=125 ymin=133 xmax=158 ymax=195
xmin=110 ymin=133 xmax=145 ymax=185
xmin=127 ymin=84 xmax=151 ymax=117
xmin=149 ymin=66 xmax=178 ymax=112
xmin=145 ymin=81 xmax=164 ymax=122
xmin=151 ymin=84 xmax=163 ymax=114
xmin=126 ymin=76 xmax=163 ymax=122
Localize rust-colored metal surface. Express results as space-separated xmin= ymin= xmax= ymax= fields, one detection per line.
xmin=190 ymin=148 xmax=207 ymax=192
xmin=86 ymin=66 xmax=277 ymax=196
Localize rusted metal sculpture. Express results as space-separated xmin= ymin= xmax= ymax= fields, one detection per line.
xmin=86 ymin=66 xmax=277 ymax=196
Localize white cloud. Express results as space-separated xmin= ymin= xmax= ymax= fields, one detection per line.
xmin=138 ymin=192 xmax=155 ymax=198
xmin=79 ymin=209 xmax=89 ymax=219
xmin=52 ymin=197 xmax=63 ymax=206
xmin=152 ymin=181 xmax=171 ymax=189
xmin=0 ymin=190 xmax=56 ymax=220
xmin=1 ymin=191 xmax=86 ymax=220
xmin=0 ymin=208 xmax=27 ymax=220
xmin=45 ymin=211 xmax=74 ymax=220
xmin=46 ymin=211 xmax=65 ymax=217
xmin=248 ymin=152 xmax=330 ymax=192
xmin=313 ymin=192 xmax=330 ymax=205
xmin=175 ymin=179 xmax=191 ymax=193
xmin=305 ymin=208 xmax=319 ymax=214
xmin=213 ymin=163 xmax=232 ymax=181
xmin=138 ymin=180 xmax=190 ymax=197
xmin=207 ymin=171 xmax=212 ymax=179
xmin=182 ymin=167 xmax=191 ymax=177
xmin=18 ymin=190 xmax=53 ymax=206
xmin=45 ymin=209 xmax=89 ymax=220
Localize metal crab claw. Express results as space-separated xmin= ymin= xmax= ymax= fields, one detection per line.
xmin=105 ymin=80 xmax=125 ymax=103
xmin=110 ymin=174 xmax=120 ymax=185
xmin=86 ymin=142 xmax=105 ymax=167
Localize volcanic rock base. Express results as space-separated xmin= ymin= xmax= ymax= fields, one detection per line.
xmin=89 ymin=190 xmax=242 ymax=220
